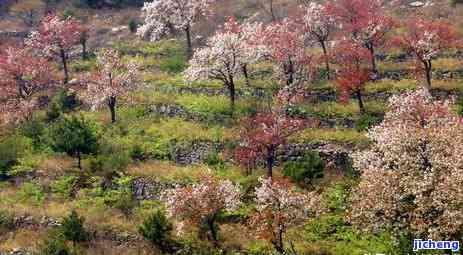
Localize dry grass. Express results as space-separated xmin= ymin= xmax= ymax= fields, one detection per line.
xmin=0 ymin=228 xmax=47 ymax=252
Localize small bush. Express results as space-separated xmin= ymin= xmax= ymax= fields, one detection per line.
xmin=19 ymin=182 xmax=45 ymax=203
xmin=51 ymin=175 xmax=79 ymax=199
xmin=0 ymin=210 xmax=14 ymax=234
xmin=355 ymin=112 xmax=381 ymax=131
xmin=47 ymin=115 xmax=99 ymax=169
xmin=46 ymin=89 xmax=81 ymax=122
xmin=323 ymin=184 xmax=349 ymax=212
xmin=159 ymin=53 xmax=187 ymax=73
xmin=60 ymin=211 xmax=90 ymax=244
xmin=39 ymin=231 xmax=72 ymax=255
xmin=203 ymin=150 xmax=225 ymax=170
xmin=0 ymin=135 xmax=32 ymax=180
xmin=139 ymin=210 xmax=174 ymax=252
xmin=128 ymin=18 xmax=138 ymax=33
xmin=282 ymin=151 xmax=324 ymax=185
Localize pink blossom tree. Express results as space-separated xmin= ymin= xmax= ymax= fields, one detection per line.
xmin=161 ymin=171 xmax=241 ymax=245
xmin=393 ymin=18 xmax=458 ymax=92
xmin=81 ymin=49 xmax=139 ymax=123
xmin=184 ymin=17 xmax=264 ymax=113
xmin=137 ymin=0 xmax=216 ymax=57
xmin=0 ymin=46 xmax=56 ymax=123
xmin=326 ymin=0 xmax=395 ymax=74
xmin=302 ymin=2 xmax=336 ymax=79
xmin=254 ymin=19 xmax=313 ymax=86
xmin=348 ymin=88 xmax=463 ymax=240
xmin=251 ymin=177 xmax=319 ymax=253
xmin=26 ymin=14 xmax=83 ymax=84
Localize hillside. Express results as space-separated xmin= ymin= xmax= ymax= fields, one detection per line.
xmin=1 ymin=0 xmax=463 ymax=255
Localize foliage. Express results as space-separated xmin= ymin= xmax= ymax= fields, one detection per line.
xmin=60 ymin=211 xmax=90 ymax=244
xmin=355 ymin=111 xmax=381 ymax=131
xmin=18 ymin=182 xmax=45 ymax=203
xmin=0 ymin=135 xmax=32 ymax=179
xmin=0 ymin=210 xmax=14 ymax=234
xmin=282 ymin=151 xmax=324 ymax=185
xmin=47 ymin=89 xmax=81 ymax=122
xmin=51 ymin=175 xmax=79 ymax=199
xmin=47 ymin=115 xmax=99 ymax=169
xmin=139 ymin=209 xmax=174 ymax=252
xmin=349 ymin=89 xmax=463 ymax=240
xmin=128 ymin=18 xmax=138 ymax=33
xmin=39 ymin=231 xmax=72 ymax=255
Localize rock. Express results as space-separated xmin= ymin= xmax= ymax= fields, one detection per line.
xmin=409 ymin=1 xmax=425 ymax=7
xmin=112 ymin=26 xmax=128 ymax=33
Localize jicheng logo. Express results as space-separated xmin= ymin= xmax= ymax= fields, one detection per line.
xmin=413 ymin=239 xmax=459 ymax=252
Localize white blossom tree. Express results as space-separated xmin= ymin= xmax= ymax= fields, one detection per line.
xmin=137 ymin=0 xmax=217 ymax=57
xmin=184 ymin=17 xmax=264 ymax=113
xmin=348 ymin=89 xmax=463 ymax=240
xmin=251 ymin=177 xmax=320 ymax=253
xmin=302 ymin=2 xmax=336 ymax=78
xmin=161 ymin=171 xmax=241 ymax=245
xmin=81 ymin=49 xmax=139 ymax=123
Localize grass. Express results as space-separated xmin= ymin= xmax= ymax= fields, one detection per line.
xmin=292 ymin=128 xmax=370 ymax=147
xmin=377 ymin=58 xmax=463 ymax=72
xmin=301 ymin=100 xmax=386 ymax=118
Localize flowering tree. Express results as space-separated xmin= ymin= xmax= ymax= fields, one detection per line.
xmin=251 ymin=177 xmax=318 ymax=253
xmin=348 ymin=88 xmax=463 ymax=240
xmin=326 ymin=0 xmax=395 ymax=74
xmin=331 ymin=40 xmax=372 ymax=112
xmin=184 ymin=17 xmax=264 ymax=113
xmin=161 ymin=171 xmax=241 ymax=245
xmin=255 ymin=19 xmax=313 ymax=86
xmin=137 ymin=0 xmax=216 ymax=57
xmin=26 ymin=14 xmax=83 ymax=84
xmin=302 ymin=2 xmax=336 ymax=79
xmin=393 ymin=18 xmax=458 ymax=92
xmin=0 ymin=46 xmax=56 ymax=123
xmin=81 ymin=49 xmax=139 ymax=123
xmin=234 ymin=87 xmax=305 ymax=178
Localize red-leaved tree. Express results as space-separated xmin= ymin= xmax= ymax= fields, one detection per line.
xmin=393 ymin=18 xmax=459 ymax=92
xmin=26 ymin=14 xmax=83 ymax=84
xmin=327 ymin=0 xmax=395 ymax=74
xmin=0 ymin=46 xmax=56 ymax=123
xmin=254 ymin=19 xmax=313 ymax=86
xmin=331 ymin=40 xmax=372 ymax=112
xmin=234 ymin=87 xmax=306 ymax=178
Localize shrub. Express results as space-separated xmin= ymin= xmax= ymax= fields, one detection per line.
xmin=282 ymin=151 xmax=324 ymax=185
xmin=0 ymin=135 xmax=32 ymax=180
xmin=19 ymin=182 xmax=45 ymax=203
xmin=128 ymin=18 xmax=138 ymax=33
xmin=0 ymin=210 xmax=14 ymax=234
xmin=39 ymin=231 xmax=72 ymax=255
xmin=51 ymin=175 xmax=79 ymax=199
xmin=203 ymin=150 xmax=225 ymax=170
xmin=46 ymin=89 xmax=81 ymax=122
xmin=139 ymin=210 xmax=174 ymax=252
xmin=47 ymin=115 xmax=99 ymax=169
xmin=355 ymin=112 xmax=381 ymax=131
xmin=159 ymin=53 xmax=187 ymax=74
xmin=20 ymin=119 xmax=47 ymax=150
xmin=60 ymin=211 xmax=89 ymax=244
xmin=102 ymin=176 xmax=136 ymax=215
xmin=322 ymin=184 xmax=349 ymax=212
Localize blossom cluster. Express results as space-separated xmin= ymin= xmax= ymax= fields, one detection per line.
xmin=137 ymin=0 xmax=216 ymax=41
xmin=348 ymin=88 xmax=463 ymax=239
xmin=81 ymin=48 xmax=139 ymax=111
xmin=161 ymin=171 xmax=241 ymax=234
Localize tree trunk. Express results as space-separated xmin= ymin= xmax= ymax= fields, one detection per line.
xmin=185 ymin=25 xmax=192 ymax=58
xmin=228 ymin=80 xmax=236 ymax=114
xmin=320 ymin=40 xmax=330 ymax=80
xmin=208 ymin=214 xmax=218 ymax=246
xmin=108 ymin=96 xmax=117 ymax=123
xmin=356 ymin=89 xmax=364 ymax=113
xmin=77 ymin=152 xmax=81 ymax=170
xmin=242 ymin=64 xmax=250 ymax=86
xmin=424 ymin=60 xmax=432 ymax=93
xmin=266 ymin=146 xmax=275 ymax=178
xmin=368 ymin=45 xmax=377 ymax=76
xmin=60 ymin=48 xmax=69 ymax=84
xmin=82 ymin=40 xmax=87 ymax=60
